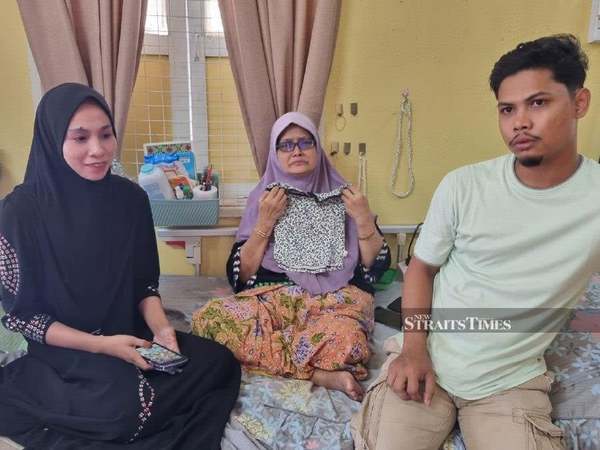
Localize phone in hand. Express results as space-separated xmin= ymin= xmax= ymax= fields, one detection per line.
xmin=136 ymin=342 xmax=189 ymax=375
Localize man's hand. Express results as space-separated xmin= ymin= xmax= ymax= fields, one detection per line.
xmin=386 ymin=346 xmax=436 ymax=406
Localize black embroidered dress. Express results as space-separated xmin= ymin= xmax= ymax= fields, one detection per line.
xmin=0 ymin=84 xmax=240 ymax=450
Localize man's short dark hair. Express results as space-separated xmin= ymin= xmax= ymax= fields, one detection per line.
xmin=489 ymin=34 xmax=588 ymax=97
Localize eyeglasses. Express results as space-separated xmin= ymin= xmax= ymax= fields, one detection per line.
xmin=276 ymin=138 xmax=316 ymax=153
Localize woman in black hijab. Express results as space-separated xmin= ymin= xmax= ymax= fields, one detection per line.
xmin=0 ymin=83 xmax=240 ymax=449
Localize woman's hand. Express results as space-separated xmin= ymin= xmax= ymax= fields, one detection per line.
xmin=239 ymin=187 xmax=287 ymax=281
xmin=96 ymin=335 xmax=152 ymax=370
xmin=153 ymin=326 xmax=180 ymax=353
xmin=342 ymin=185 xmax=374 ymax=226
xmin=343 ymin=185 xmax=384 ymax=266
xmin=257 ymin=186 xmax=288 ymax=229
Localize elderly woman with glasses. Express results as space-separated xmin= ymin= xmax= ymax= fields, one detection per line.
xmin=192 ymin=112 xmax=390 ymax=400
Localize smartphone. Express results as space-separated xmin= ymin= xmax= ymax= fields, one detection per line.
xmin=136 ymin=342 xmax=189 ymax=375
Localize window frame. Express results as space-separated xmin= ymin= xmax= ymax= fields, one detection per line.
xmin=141 ymin=0 xmax=228 ymax=172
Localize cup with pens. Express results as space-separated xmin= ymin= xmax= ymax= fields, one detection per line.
xmin=193 ymin=166 xmax=218 ymax=200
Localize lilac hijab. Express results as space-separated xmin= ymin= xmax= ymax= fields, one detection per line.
xmin=237 ymin=112 xmax=359 ymax=295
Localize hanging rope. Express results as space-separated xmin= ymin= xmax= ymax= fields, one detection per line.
xmin=390 ymin=90 xmax=415 ymax=198
xmin=358 ymin=150 xmax=367 ymax=195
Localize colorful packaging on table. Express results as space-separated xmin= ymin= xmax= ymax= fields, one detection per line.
xmin=143 ymin=141 xmax=197 ymax=179
xmin=141 ymin=141 xmax=199 ymax=200
xmin=138 ymin=148 xmax=220 ymax=201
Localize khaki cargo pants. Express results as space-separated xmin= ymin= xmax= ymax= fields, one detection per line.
xmin=351 ymin=341 xmax=564 ymax=450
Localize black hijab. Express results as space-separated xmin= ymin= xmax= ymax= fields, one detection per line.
xmin=1 ymin=83 xmax=158 ymax=335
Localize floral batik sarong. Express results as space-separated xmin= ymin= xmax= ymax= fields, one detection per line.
xmin=192 ymin=284 xmax=374 ymax=380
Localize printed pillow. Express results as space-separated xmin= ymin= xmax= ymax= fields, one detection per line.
xmin=546 ymin=273 xmax=600 ymax=419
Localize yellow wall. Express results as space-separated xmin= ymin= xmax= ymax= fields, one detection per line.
xmin=121 ymin=56 xmax=251 ymax=275
xmin=2 ymin=1 xmax=599 ymax=276
xmin=206 ymin=57 xmax=257 ymax=185
xmin=122 ymin=55 xmax=173 ymax=177
xmin=0 ymin=2 xmax=34 ymax=197
xmin=324 ymin=0 xmax=600 ymax=225
xmin=157 ymin=216 xmax=240 ymax=277
xmin=122 ymin=56 xmax=256 ymax=186
xmin=157 ymin=58 xmax=251 ymax=275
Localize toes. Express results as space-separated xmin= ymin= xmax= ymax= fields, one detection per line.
xmin=350 ymin=389 xmax=363 ymax=402
xmin=355 ymin=385 xmax=365 ymax=400
xmin=346 ymin=376 xmax=364 ymax=401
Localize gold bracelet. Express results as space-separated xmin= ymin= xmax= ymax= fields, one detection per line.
xmin=358 ymin=230 xmax=376 ymax=241
xmin=254 ymin=227 xmax=270 ymax=239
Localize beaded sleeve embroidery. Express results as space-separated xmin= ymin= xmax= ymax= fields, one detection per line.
xmin=0 ymin=234 xmax=20 ymax=296
xmin=230 ymin=244 xmax=257 ymax=291
xmin=0 ymin=232 xmax=55 ymax=343
xmin=143 ymin=284 xmax=161 ymax=299
xmin=2 ymin=313 xmax=54 ymax=344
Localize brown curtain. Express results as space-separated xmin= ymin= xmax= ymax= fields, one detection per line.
xmin=218 ymin=0 xmax=341 ymax=175
xmin=17 ymin=0 xmax=147 ymax=155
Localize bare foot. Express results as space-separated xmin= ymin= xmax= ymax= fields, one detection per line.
xmin=311 ymin=369 xmax=364 ymax=401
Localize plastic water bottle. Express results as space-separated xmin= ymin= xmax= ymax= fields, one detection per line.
xmin=138 ymin=164 xmax=175 ymax=200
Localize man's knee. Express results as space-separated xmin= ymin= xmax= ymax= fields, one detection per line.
xmin=458 ymin=374 xmax=565 ymax=450
xmin=353 ymin=381 xmax=456 ymax=450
